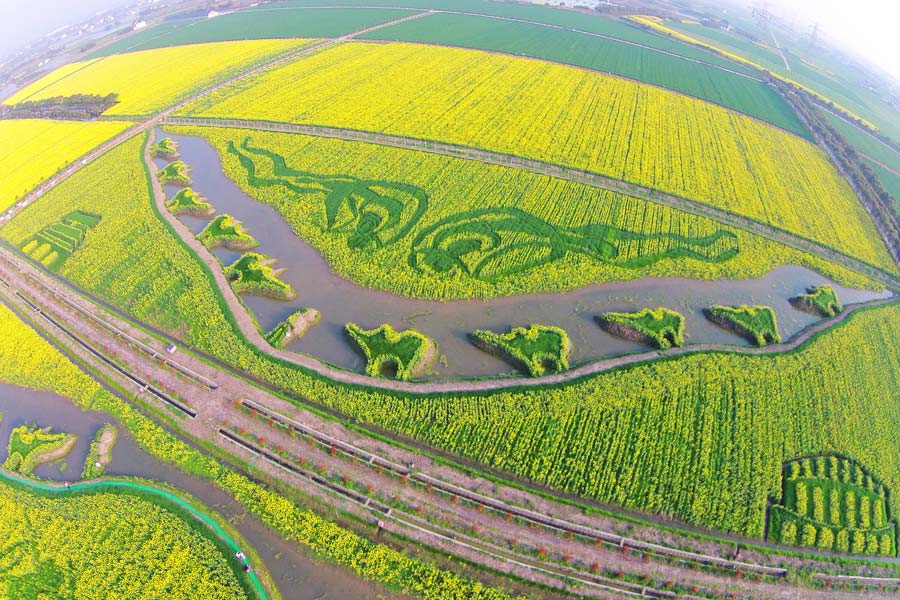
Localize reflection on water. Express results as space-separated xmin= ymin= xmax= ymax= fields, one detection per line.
xmin=0 ymin=383 xmax=404 ymax=600
xmin=158 ymin=130 xmax=890 ymax=379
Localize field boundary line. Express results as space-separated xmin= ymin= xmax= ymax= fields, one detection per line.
xmin=0 ymin=9 xmax=430 ymax=229
xmin=164 ymin=116 xmax=900 ymax=292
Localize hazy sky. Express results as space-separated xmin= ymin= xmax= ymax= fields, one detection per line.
xmin=0 ymin=0 xmax=130 ymax=56
xmin=1 ymin=0 xmax=899 ymax=81
xmin=755 ymin=0 xmax=900 ymax=80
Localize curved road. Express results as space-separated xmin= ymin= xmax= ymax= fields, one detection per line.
xmin=0 ymin=468 xmax=269 ymax=600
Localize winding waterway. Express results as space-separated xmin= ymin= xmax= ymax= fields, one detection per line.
xmin=0 ymin=382 xmax=406 ymax=600
xmin=157 ymin=130 xmax=891 ymax=379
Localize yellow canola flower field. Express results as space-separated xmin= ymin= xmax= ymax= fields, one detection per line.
xmin=182 ymin=42 xmax=894 ymax=272
xmin=5 ymin=39 xmax=314 ymax=116
xmin=0 ymin=118 xmax=130 ymax=212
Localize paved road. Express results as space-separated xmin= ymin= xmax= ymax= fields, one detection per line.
xmin=0 ymin=468 xmax=269 ymax=600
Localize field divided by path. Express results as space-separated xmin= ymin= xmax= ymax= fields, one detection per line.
xmin=359 ymin=11 xmax=806 ymax=136
xmin=0 ymin=119 xmax=131 ymax=213
xmin=179 ymin=41 xmax=895 ymax=272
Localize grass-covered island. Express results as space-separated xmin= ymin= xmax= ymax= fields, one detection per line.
xmin=704 ymin=304 xmax=781 ymax=346
xmin=264 ymin=308 xmax=321 ymax=348
xmin=197 ymin=214 xmax=259 ymax=250
xmin=224 ymin=253 xmax=295 ymax=300
xmin=345 ymin=322 xmax=437 ymax=380
xmin=166 ymin=188 xmax=214 ymax=217
xmin=597 ymin=307 xmax=685 ymax=349
xmin=471 ymin=324 xmax=571 ymax=377
xmin=157 ymin=160 xmax=192 ymax=186
xmin=4 ymin=424 xmax=76 ymax=476
xmin=790 ymin=285 xmax=843 ymax=317
xmin=150 ymin=136 xmax=179 ymax=159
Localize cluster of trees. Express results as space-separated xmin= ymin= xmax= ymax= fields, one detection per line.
xmin=0 ymin=93 xmax=118 ymax=120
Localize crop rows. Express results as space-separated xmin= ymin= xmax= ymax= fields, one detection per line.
xmin=179 ymin=127 xmax=872 ymax=299
xmin=0 ymin=119 xmax=130 ymax=212
xmin=5 ymin=39 xmax=312 ymax=116
xmin=179 ymin=41 xmax=893 ymax=271
xmin=362 ymin=12 xmax=805 ymax=135
xmin=0 ymin=478 xmax=250 ymax=599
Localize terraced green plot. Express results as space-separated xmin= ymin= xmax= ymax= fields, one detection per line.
xmin=705 ymin=304 xmax=781 ymax=346
xmin=224 ymin=253 xmax=295 ymax=299
xmin=21 ymin=211 xmax=100 ymax=270
xmin=346 ymin=323 xmax=436 ymax=380
xmin=597 ymin=308 xmax=685 ymax=349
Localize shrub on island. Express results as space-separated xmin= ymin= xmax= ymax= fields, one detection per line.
xmin=597 ymin=307 xmax=685 ymax=349
xmin=224 ymin=253 xmax=295 ymax=300
xmin=704 ymin=304 xmax=781 ymax=346
xmin=166 ymin=188 xmax=214 ymax=217
xmin=345 ymin=322 xmax=437 ymax=381
xmin=197 ymin=214 xmax=258 ymax=250
xmin=157 ymin=160 xmax=191 ymax=186
xmin=790 ymin=285 xmax=842 ymax=318
xmin=264 ymin=308 xmax=321 ymax=348
xmin=471 ymin=324 xmax=571 ymax=377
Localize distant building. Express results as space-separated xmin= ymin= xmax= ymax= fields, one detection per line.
xmin=133 ymin=21 xmax=147 ymax=31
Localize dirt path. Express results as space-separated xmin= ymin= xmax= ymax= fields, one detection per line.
xmin=30 ymin=434 xmax=77 ymax=469
xmin=96 ymin=424 xmax=117 ymax=467
xmin=0 ymin=252 xmax=896 ymax=597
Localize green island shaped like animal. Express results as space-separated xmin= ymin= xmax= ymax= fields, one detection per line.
xmin=197 ymin=214 xmax=258 ymax=251
xmin=265 ymin=308 xmax=321 ymax=348
xmin=790 ymin=285 xmax=843 ymax=318
xmin=768 ymin=454 xmax=896 ymax=556
xmin=157 ymin=160 xmax=192 ymax=186
xmin=224 ymin=252 xmax=295 ymax=300
xmin=150 ymin=137 xmax=179 ymax=159
xmin=345 ymin=323 xmax=437 ymax=381
xmin=597 ymin=307 xmax=685 ymax=349
xmin=704 ymin=304 xmax=781 ymax=346
xmin=4 ymin=424 xmax=77 ymax=476
xmin=471 ymin=324 xmax=571 ymax=377
xmin=166 ymin=188 xmax=214 ymax=217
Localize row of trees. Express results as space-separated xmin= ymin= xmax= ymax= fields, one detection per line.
xmin=0 ymin=93 xmax=119 ymax=120
xmin=781 ymin=83 xmax=900 ymax=266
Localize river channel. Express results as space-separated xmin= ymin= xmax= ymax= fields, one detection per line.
xmin=0 ymin=382 xmax=407 ymax=600
xmin=156 ymin=129 xmax=891 ymax=379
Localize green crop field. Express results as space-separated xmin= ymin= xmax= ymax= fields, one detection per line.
xmin=88 ymin=8 xmax=414 ymax=58
xmin=362 ymin=12 xmax=804 ymax=135
xmin=867 ymin=159 xmax=900 ymax=207
xmin=820 ymin=109 xmax=900 ymax=172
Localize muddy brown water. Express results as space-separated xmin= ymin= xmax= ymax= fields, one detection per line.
xmin=156 ymin=130 xmax=891 ymax=379
xmin=0 ymin=382 xmax=405 ymax=600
